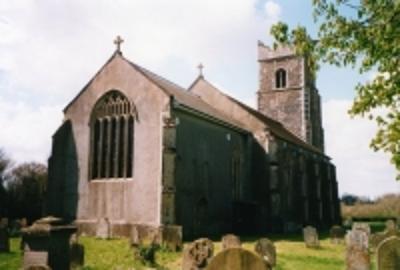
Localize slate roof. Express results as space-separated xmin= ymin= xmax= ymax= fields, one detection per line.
xmin=123 ymin=57 xmax=247 ymax=131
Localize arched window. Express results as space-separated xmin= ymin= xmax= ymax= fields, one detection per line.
xmin=89 ymin=90 xmax=136 ymax=180
xmin=275 ymin=68 xmax=287 ymax=89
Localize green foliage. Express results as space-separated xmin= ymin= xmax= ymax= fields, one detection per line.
xmin=271 ymin=1 xmax=400 ymax=179
xmin=6 ymin=162 xmax=47 ymax=222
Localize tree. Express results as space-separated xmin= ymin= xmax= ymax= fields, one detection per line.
xmin=6 ymin=162 xmax=47 ymax=222
xmin=0 ymin=149 xmax=11 ymax=217
xmin=270 ymin=1 xmax=400 ymax=179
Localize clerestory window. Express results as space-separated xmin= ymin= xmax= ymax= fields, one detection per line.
xmin=89 ymin=90 xmax=135 ymax=180
xmin=275 ymin=68 xmax=287 ymax=89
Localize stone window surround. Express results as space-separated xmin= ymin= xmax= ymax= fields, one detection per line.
xmin=274 ymin=68 xmax=287 ymax=89
xmin=89 ymin=90 xmax=136 ymax=181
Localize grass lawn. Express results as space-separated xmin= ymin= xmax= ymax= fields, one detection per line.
xmin=0 ymin=233 xmax=378 ymax=270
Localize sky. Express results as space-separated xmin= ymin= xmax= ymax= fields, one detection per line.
xmin=0 ymin=0 xmax=399 ymax=198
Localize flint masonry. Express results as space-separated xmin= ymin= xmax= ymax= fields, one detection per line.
xmin=46 ymin=37 xmax=340 ymax=240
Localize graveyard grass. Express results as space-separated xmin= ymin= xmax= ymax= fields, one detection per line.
xmin=1 ymin=233 xmax=378 ymax=270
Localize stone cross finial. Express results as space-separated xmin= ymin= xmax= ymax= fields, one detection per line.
xmin=114 ymin=35 xmax=124 ymax=53
xmin=197 ymin=63 xmax=204 ymax=77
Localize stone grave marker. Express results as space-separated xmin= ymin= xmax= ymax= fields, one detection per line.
xmin=0 ymin=225 xmax=9 ymax=252
xmin=385 ymin=219 xmax=396 ymax=232
xmin=23 ymin=250 xmax=49 ymax=269
xmin=70 ymin=242 xmax=85 ymax=269
xmin=0 ymin=218 xmax=8 ymax=228
xmin=221 ymin=234 xmax=241 ymax=249
xmin=303 ymin=226 xmax=319 ymax=248
xmin=21 ymin=218 xmax=28 ymax=228
xmin=162 ymin=225 xmax=183 ymax=251
xmin=345 ymin=229 xmax=370 ymax=270
xmin=352 ymin=222 xmax=371 ymax=235
xmin=22 ymin=216 xmax=77 ymax=270
xmin=206 ymin=248 xmax=270 ymax=270
xmin=376 ymin=235 xmax=400 ymax=270
xmin=182 ymin=238 xmax=214 ymax=270
xmin=330 ymin=225 xmax=345 ymax=244
xmin=254 ymin=238 xmax=276 ymax=267
xmin=96 ymin=217 xmax=111 ymax=239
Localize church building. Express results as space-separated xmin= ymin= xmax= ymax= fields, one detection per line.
xmin=46 ymin=37 xmax=340 ymax=240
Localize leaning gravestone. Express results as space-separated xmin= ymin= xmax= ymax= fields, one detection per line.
xmin=182 ymin=238 xmax=214 ymax=270
xmin=162 ymin=225 xmax=183 ymax=251
xmin=330 ymin=225 xmax=345 ymax=244
xmin=303 ymin=226 xmax=319 ymax=248
xmin=221 ymin=234 xmax=241 ymax=249
xmin=96 ymin=217 xmax=111 ymax=239
xmin=376 ymin=235 xmax=400 ymax=270
xmin=254 ymin=238 xmax=276 ymax=267
xmin=345 ymin=229 xmax=370 ymax=270
xmin=206 ymin=248 xmax=270 ymax=270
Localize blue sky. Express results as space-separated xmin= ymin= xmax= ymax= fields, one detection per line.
xmin=0 ymin=0 xmax=398 ymax=198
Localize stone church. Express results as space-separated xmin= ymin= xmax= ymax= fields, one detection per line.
xmin=46 ymin=37 xmax=340 ymax=240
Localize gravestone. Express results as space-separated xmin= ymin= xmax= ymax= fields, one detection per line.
xmin=22 ymin=216 xmax=77 ymax=270
xmin=161 ymin=225 xmax=183 ymax=251
xmin=221 ymin=234 xmax=241 ymax=249
xmin=352 ymin=223 xmax=371 ymax=235
xmin=21 ymin=218 xmax=28 ymax=228
xmin=385 ymin=219 xmax=396 ymax=232
xmin=182 ymin=238 xmax=214 ymax=270
xmin=206 ymin=248 xmax=270 ymax=270
xmin=0 ymin=218 xmax=8 ymax=228
xmin=23 ymin=251 xmax=49 ymax=269
xmin=254 ymin=238 xmax=276 ymax=267
xmin=0 ymin=225 xmax=10 ymax=252
xmin=70 ymin=242 xmax=84 ymax=269
xmin=330 ymin=225 xmax=345 ymax=244
xmin=370 ymin=223 xmax=399 ymax=252
xmin=376 ymin=236 xmax=400 ymax=270
xmin=303 ymin=226 xmax=319 ymax=248
xmin=345 ymin=229 xmax=370 ymax=270
xmin=96 ymin=218 xmax=111 ymax=239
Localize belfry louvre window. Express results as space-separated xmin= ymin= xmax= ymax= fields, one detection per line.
xmin=275 ymin=68 xmax=287 ymax=89
xmin=90 ymin=90 xmax=135 ymax=180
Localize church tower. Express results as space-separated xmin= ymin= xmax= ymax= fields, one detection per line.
xmin=257 ymin=41 xmax=324 ymax=151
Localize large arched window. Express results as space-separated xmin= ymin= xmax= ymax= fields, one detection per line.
xmin=275 ymin=68 xmax=287 ymax=89
xmin=89 ymin=90 xmax=136 ymax=180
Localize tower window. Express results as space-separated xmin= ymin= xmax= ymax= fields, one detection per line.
xmin=89 ymin=90 xmax=136 ymax=180
xmin=275 ymin=68 xmax=287 ymax=89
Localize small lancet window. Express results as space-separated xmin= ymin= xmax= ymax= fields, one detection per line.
xmin=89 ymin=90 xmax=136 ymax=180
xmin=275 ymin=68 xmax=287 ymax=89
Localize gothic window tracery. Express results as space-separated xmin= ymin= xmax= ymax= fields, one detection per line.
xmin=275 ymin=68 xmax=287 ymax=89
xmin=89 ymin=90 xmax=136 ymax=180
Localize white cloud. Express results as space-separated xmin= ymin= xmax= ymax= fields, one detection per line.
xmin=264 ymin=1 xmax=281 ymax=21
xmin=323 ymin=99 xmax=400 ymax=199
xmin=0 ymin=97 xmax=63 ymax=164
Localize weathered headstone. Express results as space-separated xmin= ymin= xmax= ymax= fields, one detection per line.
xmin=352 ymin=222 xmax=371 ymax=235
xmin=303 ymin=226 xmax=319 ymax=248
xmin=376 ymin=236 xmax=400 ymax=270
xmin=22 ymin=216 xmax=76 ymax=270
xmin=254 ymin=238 xmax=276 ymax=267
xmin=182 ymin=238 xmax=214 ymax=270
xmin=221 ymin=234 xmax=241 ymax=250
xmin=206 ymin=248 xmax=270 ymax=270
xmin=330 ymin=225 xmax=345 ymax=244
xmin=345 ymin=229 xmax=370 ymax=270
xmin=70 ymin=242 xmax=85 ymax=269
xmin=21 ymin=218 xmax=28 ymax=228
xmin=161 ymin=225 xmax=183 ymax=251
xmin=0 ymin=226 xmax=10 ymax=252
xmin=23 ymin=251 xmax=49 ymax=269
xmin=96 ymin=218 xmax=111 ymax=239
xmin=385 ymin=219 xmax=396 ymax=232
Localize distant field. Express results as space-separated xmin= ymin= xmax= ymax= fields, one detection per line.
xmin=0 ymin=232 xmax=379 ymax=270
